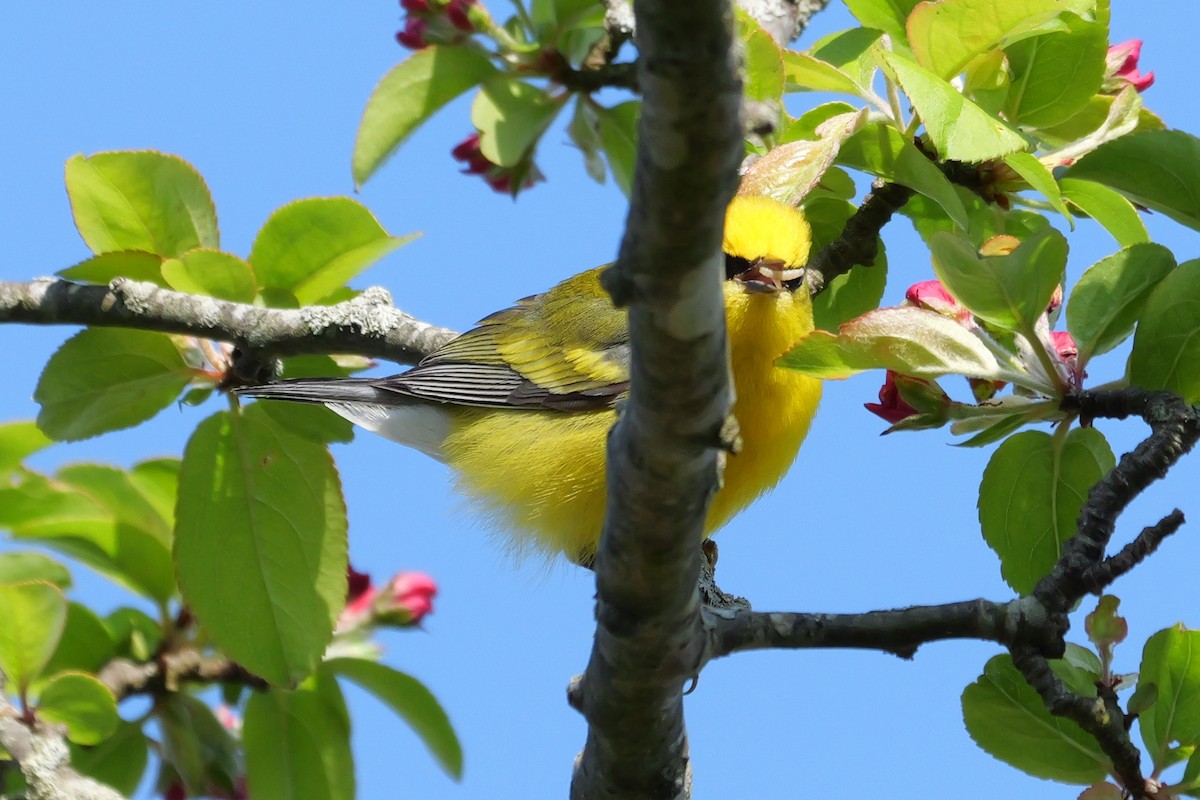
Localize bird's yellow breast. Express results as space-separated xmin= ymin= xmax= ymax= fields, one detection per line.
xmin=441 ymin=284 xmax=820 ymax=563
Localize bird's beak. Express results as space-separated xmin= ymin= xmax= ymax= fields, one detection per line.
xmin=734 ymin=256 xmax=804 ymax=294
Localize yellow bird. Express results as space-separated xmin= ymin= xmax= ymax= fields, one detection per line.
xmin=235 ymin=195 xmax=822 ymax=564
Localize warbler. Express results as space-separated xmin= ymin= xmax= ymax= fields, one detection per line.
xmin=235 ymin=195 xmax=822 ymax=564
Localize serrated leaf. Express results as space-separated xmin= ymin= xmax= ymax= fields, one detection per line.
xmin=738 ymin=114 xmax=865 ymax=206
xmin=41 ymin=602 xmax=114 ymax=679
xmin=36 ymin=671 xmax=118 ymax=745
xmin=353 ymin=46 xmax=497 ymax=187
xmin=65 ymin=151 xmax=218 ymax=257
xmin=161 ymin=249 xmax=256 ymax=303
xmin=326 ymin=658 xmax=462 ymax=779
xmin=57 ymin=463 xmax=175 ymax=602
xmin=1068 ymin=130 xmax=1200 ymax=231
xmin=880 ymin=50 xmax=1027 ymax=162
xmin=175 ymin=406 xmax=346 ymax=686
xmin=962 ymin=653 xmax=1110 ymax=784
xmin=1059 ymin=178 xmax=1149 ymax=247
xmin=1066 ymin=244 xmax=1175 ymax=365
xmin=1002 ymin=152 xmax=1071 ymax=219
xmin=738 ymin=12 xmax=784 ymax=101
xmin=244 ymin=672 xmax=355 ymax=800
xmin=1129 ymin=259 xmax=1200 ymax=401
xmin=0 ymin=553 xmax=71 ymax=588
xmin=1003 ymin=15 xmax=1107 ymax=129
xmin=782 ymin=51 xmax=867 ymax=98
xmin=805 ymin=197 xmax=887 ymax=331
xmin=978 ymin=428 xmax=1114 ymax=594
xmin=57 ymin=251 xmax=167 ymax=286
xmin=595 ymin=101 xmax=639 ymax=197
xmin=0 ymin=422 xmax=52 ymax=478
xmin=1139 ymin=625 xmax=1200 ymax=770
xmin=69 ymin=720 xmax=149 ymax=796
xmin=1037 ymin=91 xmax=1163 ymax=148
xmin=471 ymin=77 xmax=563 ymax=168
xmin=811 ymin=27 xmax=884 ymax=89
xmin=34 ymin=328 xmax=192 ymax=441
xmin=249 ymin=197 xmax=416 ymax=305
xmin=0 ymin=581 xmax=68 ymax=693
xmin=930 ymin=227 xmax=1067 ymax=332
xmin=844 ymin=0 xmax=922 ymax=41
xmin=907 ymin=0 xmax=1065 ymax=79
xmin=838 ymin=122 xmax=969 ymax=229
xmin=159 ymin=693 xmax=241 ymax=796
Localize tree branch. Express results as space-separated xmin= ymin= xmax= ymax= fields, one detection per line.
xmin=0 ymin=695 xmax=125 ymax=800
xmin=0 ymin=278 xmax=456 ymax=365
xmin=569 ymin=0 xmax=744 ymax=797
xmin=803 ymin=179 xmax=914 ymax=296
xmin=98 ymin=650 xmax=267 ymax=702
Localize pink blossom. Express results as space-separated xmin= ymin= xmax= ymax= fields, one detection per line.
xmin=905 ymin=280 xmax=972 ymax=323
xmin=1051 ymin=330 xmax=1078 ymax=361
xmin=1106 ymin=40 xmax=1154 ymax=93
xmin=864 ymin=371 xmax=919 ymax=424
xmin=445 ymin=0 xmax=478 ymax=32
xmin=385 ymin=571 xmax=438 ymax=624
xmin=395 ymin=16 xmax=429 ymax=49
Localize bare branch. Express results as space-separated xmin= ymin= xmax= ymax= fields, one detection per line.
xmin=0 ymin=278 xmax=457 ymax=365
xmin=99 ymin=650 xmax=267 ymax=702
xmin=0 ymin=696 xmax=125 ymax=800
xmin=1082 ymin=509 xmax=1185 ymax=593
xmin=705 ymin=598 xmax=1063 ymax=661
xmin=804 ymin=180 xmax=915 ymax=296
xmin=569 ymin=0 xmax=744 ymax=796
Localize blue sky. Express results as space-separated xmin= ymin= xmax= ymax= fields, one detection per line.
xmin=2 ymin=2 xmax=1196 ymax=798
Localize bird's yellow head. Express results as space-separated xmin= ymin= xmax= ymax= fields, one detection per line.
xmin=722 ymin=195 xmax=812 ymax=293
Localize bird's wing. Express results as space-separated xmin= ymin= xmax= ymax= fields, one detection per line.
xmin=385 ymin=266 xmax=630 ymax=411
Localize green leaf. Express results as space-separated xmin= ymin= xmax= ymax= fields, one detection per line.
xmin=806 ymin=197 xmax=887 ymax=331
xmin=57 ymin=251 xmax=167 ymax=286
xmin=838 ymin=122 xmax=969 ymax=229
xmin=929 ymin=227 xmax=1067 ymax=332
xmin=249 ymin=197 xmax=415 ymax=305
xmin=844 ymin=0 xmax=922 ymax=41
xmin=1139 ymin=625 xmax=1200 ymax=769
xmin=471 ymin=77 xmax=564 ymax=168
xmin=1003 ymin=15 xmax=1107 ymax=129
xmin=782 ymin=51 xmax=867 ymax=98
xmin=104 ymin=607 xmax=163 ymax=662
xmin=836 ymin=307 xmax=1008 ymax=380
xmin=159 ymin=693 xmax=242 ymax=796
xmin=0 ymin=422 xmax=52 ymax=478
xmin=70 ymin=721 xmax=149 ymax=796
xmin=256 ymin=357 xmax=356 ymax=444
xmin=161 ymin=249 xmax=257 ymax=303
xmin=978 ymin=428 xmax=1114 ymax=594
xmin=1066 ymin=244 xmax=1175 ymax=365
xmin=906 ymin=0 xmax=1066 ymax=79
xmin=1059 ymin=178 xmax=1149 ymax=247
xmin=0 ymin=553 xmax=70 ymax=589
xmin=175 ymin=405 xmax=347 ymax=686
xmin=36 ymin=671 xmax=118 ymax=745
xmin=352 ymin=46 xmax=497 ymax=187
xmin=810 ymin=27 xmax=884 ymax=90
xmin=65 ymin=151 xmax=218 ymax=257
xmin=41 ymin=602 xmax=114 ymax=679
xmin=904 ymin=186 xmax=1050 ymax=249
xmin=0 ymin=581 xmax=68 ymax=693
xmin=738 ymin=12 xmax=784 ymax=101
xmin=326 ymin=658 xmax=463 ymax=779
xmin=244 ymin=672 xmax=355 ymax=800
xmin=57 ymin=464 xmax=176 ymax=602
xmin=962 ymin=653 xmax=1110 ymax=784
xmin=34 ymin=328 xmax=192 ymax=441
xmin=595 ymin=101 xmax=640 ymax=197
xmin=1129 ymin=259 xmax=1200 ymax=401
xmin=1037 ymin=92 xmax=1164 ymax=147
xmin=129 ymin=458 xmax=180 ymax=531
xmin=568 ymin=97 xmax=606 ymax=184
xmin=1068 ymin=131 xmax=1200 ymax=231
xmin=1002 ymin=152 xmax=1071 ymax=220
xmin=880 ymin=50 xmax=1027 ymax=163
xmin=739 ymin=111 xmax=866 ymax=206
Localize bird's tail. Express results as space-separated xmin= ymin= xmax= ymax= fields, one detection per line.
xmin=232 ymin=377 xmax=408 ymax=407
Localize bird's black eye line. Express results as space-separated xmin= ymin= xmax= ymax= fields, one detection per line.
xmin=724 ymin=253 xmax=753 ymax=280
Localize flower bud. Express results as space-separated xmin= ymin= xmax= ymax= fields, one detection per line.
xmin=376 ymin=571 xmax=438 ymax=626
xmin=445 ymin=0 xmax=477 ymax=32
xmin=904 ymin=280 xmax=972 ymax=324
xmin=864 ymin=371 xmax=920 ymax=424
xmin=395 ymin=16 xmax=429 ymax=49
xmin=401 ymin=0 xmax=432 ymax=13
xmin=1104 ymin=40 xmax=1154 ymax=93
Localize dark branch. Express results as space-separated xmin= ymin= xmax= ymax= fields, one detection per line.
xmin=0 ymin=278 xmax=457 ymax=365
xmin=705 ymin=598 xmax=1062 ymax=661
xmin=99 ymin=650 xmax=267 ymax=702
xmin=804 ymin=180 xmax=915 ymax=296
xmin=570 ymin=0 xmax=745 ymax=797
xmin=1081 ymin=509 xmax=1185 ymax=594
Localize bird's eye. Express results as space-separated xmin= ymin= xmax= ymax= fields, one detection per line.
xmin=724 ymin=254 xmax=752 ymax=280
